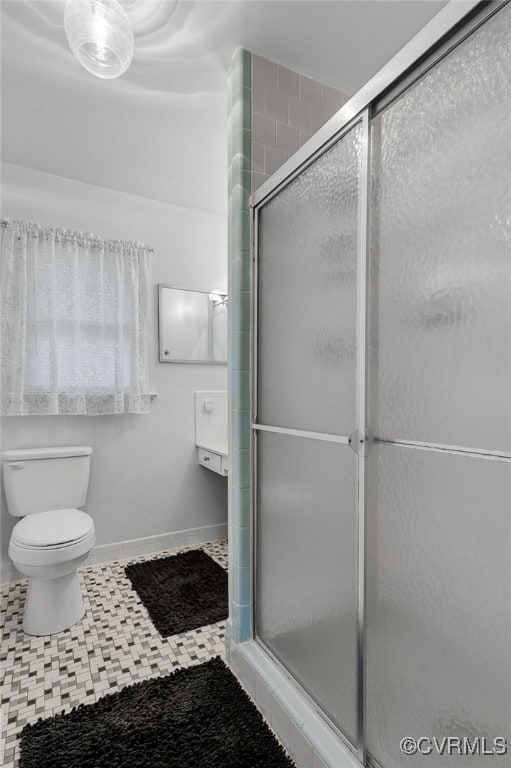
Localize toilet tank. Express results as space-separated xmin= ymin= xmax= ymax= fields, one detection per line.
xmin=2 ymin=446 xmax=92 ymax=517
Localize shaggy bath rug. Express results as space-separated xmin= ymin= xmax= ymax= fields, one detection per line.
xmin=124 ymin=549 xmax=228 ymax=636
xmin=20 ymin=657 xmax=295 ymax=768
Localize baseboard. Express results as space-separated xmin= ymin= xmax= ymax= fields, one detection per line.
xmin=0 ymin=522 xmax=227 ymax=585
xmin=228 ymin=639 xmax=362 ymax=768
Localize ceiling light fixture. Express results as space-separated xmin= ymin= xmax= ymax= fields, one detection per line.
xmin=64 ymin=0 xmax=134 ymax=80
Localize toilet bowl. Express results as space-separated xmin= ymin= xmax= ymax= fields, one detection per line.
xmin=9 ymin=508 xmax=95 ymax=635
xmin=3 ymin=446 xmax=95 ymax=636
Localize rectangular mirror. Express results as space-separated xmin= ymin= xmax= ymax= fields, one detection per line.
xmin=158 ymin=285 xmax=228 ymax=364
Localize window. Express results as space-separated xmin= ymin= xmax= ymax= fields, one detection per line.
xmin=1 ymin=219 xmax=151 ymax=415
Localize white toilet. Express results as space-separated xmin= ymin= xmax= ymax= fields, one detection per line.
xmin=3 ymin=446 xmax=95 ymax=636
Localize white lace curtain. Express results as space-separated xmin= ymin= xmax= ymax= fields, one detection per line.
xmin=1 ymin=219 xmax=152 ymax=415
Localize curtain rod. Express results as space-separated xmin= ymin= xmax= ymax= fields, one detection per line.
xmin=1 ymin=218 xmax=154 ymax=252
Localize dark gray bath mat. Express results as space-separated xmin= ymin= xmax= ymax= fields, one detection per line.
xmin=20 ymin=657 xmax=295 ymax=768
xmin=124 ymin=549 xmax=228 ymax=636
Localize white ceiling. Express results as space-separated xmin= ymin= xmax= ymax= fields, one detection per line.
xmin=1 ymin=0 xmax=447 ymax=216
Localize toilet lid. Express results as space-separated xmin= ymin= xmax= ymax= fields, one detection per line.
xmin=12 ymin=509 xmax=94 ymax=548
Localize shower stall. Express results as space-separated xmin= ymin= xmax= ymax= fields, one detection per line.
xmin=249 ymin=2 xmax=511 ymax=766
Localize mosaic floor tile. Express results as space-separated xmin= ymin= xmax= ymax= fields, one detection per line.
xmin=0 ymin=539 xmax=227 ymax=768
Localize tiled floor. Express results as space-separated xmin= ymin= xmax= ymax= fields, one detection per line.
xmin=0 ymin=539 xmax=227 ymax=768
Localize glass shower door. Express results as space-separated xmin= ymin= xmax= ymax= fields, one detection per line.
xmin=255 ymin=123 xmax=364 ymax=748
xmin=366 ymin=4 xmax=511 ymax=765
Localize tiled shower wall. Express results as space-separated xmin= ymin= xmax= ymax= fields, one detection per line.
xmin=227 ymin=48 xmax=347 ymax=648
xmin=251 ymin=54 xmax=347 ymax=192
xmin=227 ymin=48 xmax=252 ymax=647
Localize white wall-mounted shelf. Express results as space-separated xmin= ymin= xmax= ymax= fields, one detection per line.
xmin=197 ymin=444 xmax=228 ymax=476
xmin=194 ymin=390 xmax=228 ymax=476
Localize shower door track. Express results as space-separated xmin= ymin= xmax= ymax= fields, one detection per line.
xmin=249 ymin=2 xmax=510 ymax=765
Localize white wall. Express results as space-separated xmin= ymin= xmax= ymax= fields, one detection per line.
xmin=0 ymin=162 xmax=228 ymax=565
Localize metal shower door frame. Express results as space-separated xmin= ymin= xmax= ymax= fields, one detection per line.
xmin=251 ymin=106 xmax=369 ymax=762
xmin=249 ymin=1 xmax=508 ymax=764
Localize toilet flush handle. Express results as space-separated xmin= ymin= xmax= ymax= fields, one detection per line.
xmin=7 ymin=461 xmax=25 ymax=469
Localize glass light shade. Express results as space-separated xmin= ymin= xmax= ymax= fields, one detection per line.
xmin=64 ymin=0 xmax=134 ymax=79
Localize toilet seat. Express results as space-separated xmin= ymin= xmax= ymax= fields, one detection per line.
xmin=9 ymin=509 xmax=96 ymax=569
xmin=11 ymin=509 xmax=94 ymax=549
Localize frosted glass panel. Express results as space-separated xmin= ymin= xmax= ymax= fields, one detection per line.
xmin=256 ymin=431 xmax=358 ymax=743
xmin=366 ymin=443 xmax=511 ymax=767
xmin=369 ymin=3 xmax=511 ymax=453
xmin=258 ymin=124 xmax=362 ymax=435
